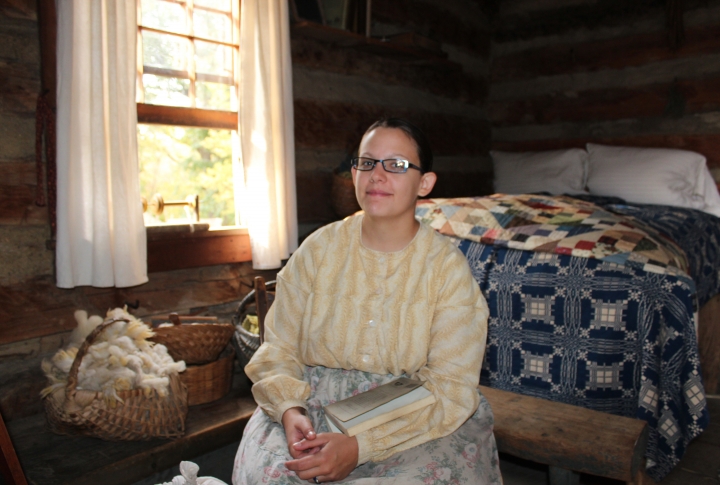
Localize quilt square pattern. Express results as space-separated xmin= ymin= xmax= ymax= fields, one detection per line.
xmin=416 ymin=194 xmax=689 ymax=275
xmin=421 ymin=195 xmax=720 ymax=482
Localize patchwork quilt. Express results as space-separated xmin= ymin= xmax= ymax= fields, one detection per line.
xmin=416 ymin=195 xmax=720 ymax=481
xmin=416 ymin=194 xmax=689 ymax=276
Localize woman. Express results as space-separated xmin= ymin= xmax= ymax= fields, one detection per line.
xmin=233 ymin=118 xmax=501 ymax=484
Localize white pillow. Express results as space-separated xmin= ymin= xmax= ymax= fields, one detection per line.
xmin=586 ymin=144 xmax=720 ymax=216
xmin=491 ymin=149 xmax=588 ymax=195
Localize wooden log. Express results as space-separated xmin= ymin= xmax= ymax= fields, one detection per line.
xmin=0 ymin=184 xmax=48 ymax=225
xmin=491 ymin=133 xmax=720 ymax=169
xmin=492 ymin=24 xmax=720 ymax=82
xmin=296 ymin=170 xmax=335 ymax=223
xmin=290 ymin=36 xmax=487 ymax=106
xmin=481 ymin=385 xmax=648 ymax=482
xmin=371 ymin=0 xmax=491 ymax=58
xmin=0 ymin=263 xmax=278 ymax=345
xmin=147 ymin=228 xmax=251 ymax=273
xmin=490 ymin=76 xmax=720 ymax=126
xmin=293 ymin=99 xmax=491 ymax=155
xmin=492 ymin=0 xmax=660 ymax=43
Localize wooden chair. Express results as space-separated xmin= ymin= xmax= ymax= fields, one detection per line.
xmin=0 ymin=410 xmax=28 ymax=485
xmin=253 ymin=276 xmax=274 ymax=345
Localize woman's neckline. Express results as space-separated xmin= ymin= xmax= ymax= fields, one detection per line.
xmin=357 ymin=214 xmax=423 ymax=256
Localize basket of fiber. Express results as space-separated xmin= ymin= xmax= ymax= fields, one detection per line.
xmin=150 ymin=313 xmax=235 ymax=365
xmin=42 ymin=311 xmax=188 ymax=440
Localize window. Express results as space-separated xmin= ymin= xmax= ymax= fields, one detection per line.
xmin=137 ymin=0 xmax=251 ymax=271
xmin=137 ymin=0 xmax=240 ymax=228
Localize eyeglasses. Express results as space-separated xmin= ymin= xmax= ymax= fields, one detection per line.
xmin=351 ymin=157 xmax=423 ymax=174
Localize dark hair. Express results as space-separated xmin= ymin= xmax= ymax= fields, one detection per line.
xmin=362 ymin=117 xmax=433 ymax=173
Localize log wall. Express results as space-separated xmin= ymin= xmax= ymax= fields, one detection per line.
xmin=293 ymin=0 xmax=494 ymax=223
xmin=0 ymin=0 xmax=493 ymax=421
xmin=489 ymin=0 xmax=720 ymax=170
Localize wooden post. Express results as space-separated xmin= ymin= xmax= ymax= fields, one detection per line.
xmin=36 ymin=0 xmax=57 ymax=108
xmin=0 ymin=411 xmax=28 ymax=485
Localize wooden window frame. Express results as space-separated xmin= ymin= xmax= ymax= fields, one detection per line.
xmin=37 ymin=0 xmax=252 ymax=274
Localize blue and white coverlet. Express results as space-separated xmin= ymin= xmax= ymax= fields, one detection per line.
xmin=423 ymin=195 xmax=719 ymax=481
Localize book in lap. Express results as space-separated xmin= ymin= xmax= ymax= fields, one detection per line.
xmin=323 ymin=377 xmax=436 ymax=437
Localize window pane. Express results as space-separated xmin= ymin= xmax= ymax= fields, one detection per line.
xmin=143 ymin=74 xmax=191 ymax=107
xmin=194 ymin=9 xmax=232 ymax=43
xmin=196 ymin=81 xmax=232 ymax=110
xmin=141 ymin=0 xmax=187 ymax=34
xmin=143 ymin=31 xmax=188 ymax=71
xmin=138 ymin=124 xmax=235 ymax=226
xmin=195 ymin=0 xmax=231 ymax=10
xmin=195 ymin=40 xmax=234 ymax=77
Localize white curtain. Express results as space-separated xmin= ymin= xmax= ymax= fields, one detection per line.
xmin=55 ymin=0 xmax=147 ymax=288
xmin=238 ymin=0 xmax=298 ymax=269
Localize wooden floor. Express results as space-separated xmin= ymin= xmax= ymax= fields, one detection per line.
xmin=4 ymin=393 xmax=717 ymax=485
xmin=500 ymin=395 xmax=720 ymax=485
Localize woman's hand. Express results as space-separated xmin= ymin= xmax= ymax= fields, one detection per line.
xmin=282 ymin=407 xmax=320 ymax=459
xmin=285 ymin=433 xmax=359 ymax=483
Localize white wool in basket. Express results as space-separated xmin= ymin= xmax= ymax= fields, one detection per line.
xmin=41 ymin=307 xmax=186 ymax=404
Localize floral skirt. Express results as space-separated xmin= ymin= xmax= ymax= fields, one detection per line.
xmin=232 ymin=367 xmax=503 ymax=484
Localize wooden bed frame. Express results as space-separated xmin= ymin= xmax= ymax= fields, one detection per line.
xmin=699 ymin=294 xmax=720 ymax=395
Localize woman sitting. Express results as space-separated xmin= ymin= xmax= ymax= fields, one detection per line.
xmin=233 ymin=118 xmax=501 ymax=484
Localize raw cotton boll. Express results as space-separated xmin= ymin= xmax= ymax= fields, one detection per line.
xmin=87 ymin=343 xmax=111 ymax=363
xmin=164 ymin=360 xmax=186 ymax=374
xmin=112 ymin=336 xmax=137 ymax=355
xmin=50 ymin=348 xmax=78 ymax=374
xmin=102 ymin=320 xmax=128 ymax=342
xmin=42 ymin=307 xmax=185 ymax=400
xmin=68 ymin=311 xmax=104 ymax=347
xmin=126 ymin=319 xmax=155 ymax=344
xmin=107 ymin=344 xmax=131 ymax=364
xmin=140 ymin=376 xmax=169 ymax=397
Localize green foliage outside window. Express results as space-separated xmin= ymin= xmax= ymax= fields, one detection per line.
xmin=138 ymin=124 xmax=235 ymax=226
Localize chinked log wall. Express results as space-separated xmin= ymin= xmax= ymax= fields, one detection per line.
xmin=293 ymin=0 xmax=495 ymax=224
xmin=0 ymin=0 xmax=494 ymax=422
xmin=489 ymin=0 xmax=720 ymax=169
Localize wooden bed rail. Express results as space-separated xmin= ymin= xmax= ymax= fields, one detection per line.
xmin=481 ymin=385 xmax=649 ymax=485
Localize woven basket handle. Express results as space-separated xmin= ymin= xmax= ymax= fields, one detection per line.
xmin=65 ymin=317 xmax=130 ymax=401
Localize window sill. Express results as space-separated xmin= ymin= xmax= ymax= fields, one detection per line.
xmin=147 ymin=225 xmax=251 ymax=272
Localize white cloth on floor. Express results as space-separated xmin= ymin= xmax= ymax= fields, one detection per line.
xmin=158 ymin=461 xmax=229 ymax=485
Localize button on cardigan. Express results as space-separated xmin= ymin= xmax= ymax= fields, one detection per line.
xmin=245 ymin=214 xmax=489 ymax=465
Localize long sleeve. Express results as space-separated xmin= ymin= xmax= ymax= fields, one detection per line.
xmin=244 ymin=233 xmax=321 ymax=423
xmin=244 ymin=215 xmax=489 ymax=464
xmin=354 ymin=247 xmax=488 ymax=464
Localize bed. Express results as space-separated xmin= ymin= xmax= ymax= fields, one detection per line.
xmin=415 ymin=144 xmax=720 ymax=481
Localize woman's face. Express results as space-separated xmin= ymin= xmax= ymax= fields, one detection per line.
xmin=353 ymin=127 xmax=435 ymax=221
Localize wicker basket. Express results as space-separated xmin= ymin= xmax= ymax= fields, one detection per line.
xmin=331 ymin=169 xmax=361 ymax=218
xmin=180 ymin=347 xmax=235 ymax=406
xmin=151 ymin=314 xmax=235 ymax=365
xmin=232 ymin=281 xmax=276 ymax=368
xmin=43 ymin=318 xmax=188 ymax=441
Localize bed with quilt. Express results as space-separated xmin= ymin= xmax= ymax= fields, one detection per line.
xmin=416 ymin=141 xmax=720 ymax=480
xmin=414 ymin=144 xmax=720 ymax=481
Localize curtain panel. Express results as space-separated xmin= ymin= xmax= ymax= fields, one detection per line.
xmin=238 ymin=0 xmax=298 ymax=270
xmin=56 ymin=0 xmax=147 ymax=288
